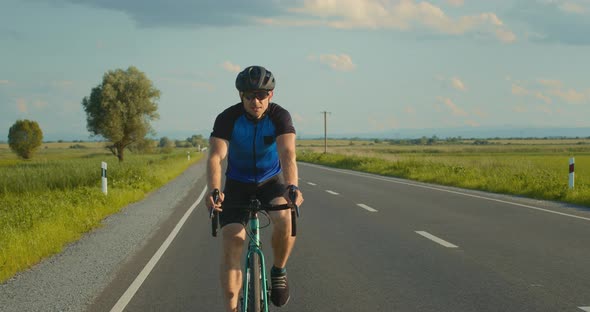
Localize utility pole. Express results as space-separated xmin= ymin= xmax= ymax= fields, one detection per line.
xmin=321 ymin=111 xmax=331 ymax=153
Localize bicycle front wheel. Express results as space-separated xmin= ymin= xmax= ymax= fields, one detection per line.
xmin=247 ymin=252 xmax=262 ymax=312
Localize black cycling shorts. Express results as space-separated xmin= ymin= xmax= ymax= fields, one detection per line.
xmin=220 ymin=175 xmax=287 ymax=227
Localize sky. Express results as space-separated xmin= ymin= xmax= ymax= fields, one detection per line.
xmin=2 ymin=0 xmax=590 ymax=141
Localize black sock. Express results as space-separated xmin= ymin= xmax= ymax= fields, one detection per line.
xmin=271 ymin=266 xmax=287 ymax=275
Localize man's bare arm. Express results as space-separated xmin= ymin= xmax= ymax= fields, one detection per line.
xmin=277 ymin=133 xmax=298 ymax=187
xmin=207 ymin=137 xmax=228 ymax=210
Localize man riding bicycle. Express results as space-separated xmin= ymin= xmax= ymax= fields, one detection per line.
xmin=206 ymin=65 xmax=304 ymax=312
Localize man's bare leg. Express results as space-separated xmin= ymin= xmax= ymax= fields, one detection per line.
xmin=221 ymin=224 xmax=246 ymax=312
xmin=269 ymin=208 xmax=296 ymax=268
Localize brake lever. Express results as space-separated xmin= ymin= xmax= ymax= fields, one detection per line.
xmin=210 ymin=189 xmax=220 ymax=219
xmin=288 ymin=185 xmax=300 ymax=217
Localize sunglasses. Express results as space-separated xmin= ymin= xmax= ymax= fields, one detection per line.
xmin=243 ymin=91 xmax=270 ymax=101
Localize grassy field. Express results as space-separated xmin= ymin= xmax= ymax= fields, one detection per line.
xmin=0 ymin=142 xmax=203 ymax=283
xmin=297 ymin=139 xmax=590 ymax=207
xmin=2 ymin=138 xmax=589 ymax=283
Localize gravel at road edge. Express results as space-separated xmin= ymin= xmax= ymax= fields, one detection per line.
xmin=0 ymin=159 xmax=206 ymax=312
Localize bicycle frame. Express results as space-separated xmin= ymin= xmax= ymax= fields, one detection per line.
xmin=241 ymin=206 xmax=270 ymax=312
xmin=209 ymin=187 xmax=299 ymax=312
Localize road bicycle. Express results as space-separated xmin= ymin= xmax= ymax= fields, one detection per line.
xmin=210 ymin=187 xmax=299 ymax=312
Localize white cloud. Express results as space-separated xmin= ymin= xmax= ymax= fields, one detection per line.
xmin=509 ymin=0 xmax=590 ymax=45
xmin=511 ymin=83 xmax=552 ymax=104
xmin=511 ymin=83 xmax=529 ymax=96
xmin=447 ymin=0 xmax=464 ymax=7
xmin=286 ymin=0 xmax=515 ymax=43
xmin=514 ymin=78 xmax=589 ymax=105
xmin=465 ymin=120 xmax=480 ymax=127
xmin=559 ymin=1 xmax=588 ymax=14
xmin=533 ymin=91 xmax=553 ymax=104
xmin=451 ymin=77 xmax=466 ymax=91
xmin=17 ymin=98 xmax=27 ymax=113
xmin=537 ymin=79 xmax=563 ymax=88
xmin=534 ymin=78 xmax=587 ymax=103
xmin=549 ymin=88 xmax=587 ymax=103
xmin=436 ymin=75 xmax=467 ymax=91
xmin=495 ymin=28 xmax=517 ymax=43
xmin=405 ymin=106 xmax=416 ymax=114
xmin=438 ymin=96 xmax=468 ymax=116
xmin=309 ymin=53 xmax=356 ymax=71
xmin=535 ymin=79 xmax=587 ymax=102
xmin=221 ymin=61 xmax=241 ymax=73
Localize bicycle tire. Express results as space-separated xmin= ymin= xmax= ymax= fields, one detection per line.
xmin=247 ymin=252 xmax=262 ymax=312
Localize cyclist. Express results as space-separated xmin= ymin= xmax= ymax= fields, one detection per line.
xmin=206 ymin=65 xmax=304 ymax=312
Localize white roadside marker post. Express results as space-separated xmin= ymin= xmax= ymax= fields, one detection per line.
xmin=187 ymin=151 xmax=190 ymax=161
xmin=569 ymin=157 xmax=575 ymax=189
xmin=102 ymin=161 xmax=108 ymax=195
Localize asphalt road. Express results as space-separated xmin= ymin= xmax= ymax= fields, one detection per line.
xmin=85 ymin=161 xmax=590 ymax=312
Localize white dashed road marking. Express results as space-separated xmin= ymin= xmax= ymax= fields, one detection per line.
xmin=307 ymin=182 xmax=317 ymax=186
xmin=415 ymin=231 xmax=459 ymax=248
xmin=579 ymin=307 xmax=590 ymax=311
xmin=300 ymin=163 xmax=590 ymax=222
xmin=357 ymin=204 xmax=378 ymax=212
xmin=326 ymin=190 xmax=339 ymax=195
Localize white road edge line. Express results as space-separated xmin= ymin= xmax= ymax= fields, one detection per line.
xmin=301 ymin=163 xmax=590 ymax=222
xmin=357 ymin=203 xmax=378 ymax=212
xmin=110 ymin=186 xmax=208 ymax=312
xmin=416 ymin=231 xmax=459 ymax=248
xmin=307 ymin=182 xmax=317 ymax=186
xmin=326 ymin=190 xmax=339 ymax=195
xmin=579 ymin=306 xmax=590 ymax=311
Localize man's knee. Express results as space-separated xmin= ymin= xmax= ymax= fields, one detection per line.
xmin=270 ymin=208 xmax=291 ymax=224
xmin=222 ymin=224 xmax=246 ymax=261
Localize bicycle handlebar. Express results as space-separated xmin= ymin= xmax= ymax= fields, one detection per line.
xmin=209 ymin=187 xmax=300 ymax=237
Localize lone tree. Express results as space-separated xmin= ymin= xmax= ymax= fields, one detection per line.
xmin=8 ymin=119 xmax=44 ymax=159
xmin=82 ymin=66 xmax=160 ymax=161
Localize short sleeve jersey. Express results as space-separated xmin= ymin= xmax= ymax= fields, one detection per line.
xmin=211 ymin=103 xmax=296 ymax=184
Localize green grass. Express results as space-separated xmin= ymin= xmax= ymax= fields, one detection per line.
xmin=3 ymin=138 xmax=589 ymax=283
xmin=297 ymin=146 xmax=590 ymax=208
xmin=0 ymin=145 xmax=203 ymax=283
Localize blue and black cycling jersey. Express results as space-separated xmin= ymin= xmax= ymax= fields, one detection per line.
xmin=211 ymin=103 xmax=296 ymax=184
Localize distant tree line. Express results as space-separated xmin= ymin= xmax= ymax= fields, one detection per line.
xmin=328 ymin=135 xmax=590 ymax=146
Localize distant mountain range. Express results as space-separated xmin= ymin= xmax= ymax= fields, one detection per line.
xmin=10 ymin=127 xmax=588 ymax=143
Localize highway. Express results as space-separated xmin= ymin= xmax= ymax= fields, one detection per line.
xmin=88 ymin=161 xmax=590 ymax=311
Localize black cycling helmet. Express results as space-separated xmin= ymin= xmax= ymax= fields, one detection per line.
xmin=235 ymin=65 xmax=275 ymax=92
